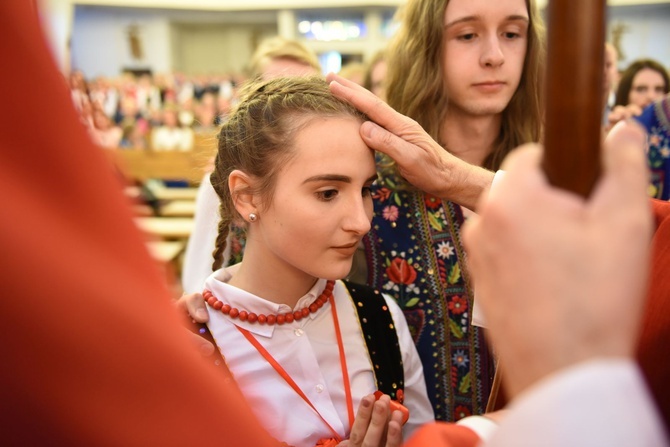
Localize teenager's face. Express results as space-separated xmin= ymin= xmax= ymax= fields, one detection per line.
xmin=442 ymin=0 xmax=528 ymax=117
xmin=628 ymin=68 xmax=666 ymax=109
xmin=253 ymin=116 xmax=376 ymax=281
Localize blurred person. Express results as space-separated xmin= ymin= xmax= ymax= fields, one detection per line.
xmin=247 ymin=36 xmax=321 ymax=80
xmin=607 ymin=59 xmax=670 ymax=130
xmin=177 ymin=96 xmax=196 ymax=128
xmin=88 ymin=76 xmax=120 ymax=119
xmin=602 ymin=42 xmax=619 ymax=126
xmin=193 ymin=91 xmax=218 ymax=132
xmin=150 ymin=105 xmax=194 ymax=151
xmin=88 ymin=105 xmax=123 ymax=148
xmin=339 ymin=61 xmax=367 ymax=86
xmin=616 ymin=58 xmax=669 ymax=111
xmin=119 ymin=122 xmax=149 ymax=150
xmin=136 ymin=73 xmax=162 ymax=115
xmin=364 ymin=50 xmax=388 ymax=100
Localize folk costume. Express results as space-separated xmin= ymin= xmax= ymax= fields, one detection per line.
xmin=637 ymin=96 xmax=670 ymax=200
xmin=363 ymin=170 xmax=494 ymax=422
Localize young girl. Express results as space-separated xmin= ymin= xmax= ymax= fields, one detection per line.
xmin=201 ymin=77 xmax=433 ymax=447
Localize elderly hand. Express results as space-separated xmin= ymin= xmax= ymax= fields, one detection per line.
xmin=327 ymin=73 xmax=494 ymax=211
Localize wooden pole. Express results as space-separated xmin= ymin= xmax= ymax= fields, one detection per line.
xmin=542 ymin=0 xmax=607 ymax=198
xmin=486 ymin=0 xmax=608 ymax=412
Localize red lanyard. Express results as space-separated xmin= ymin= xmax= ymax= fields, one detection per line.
xmin=236 ymin=294 xmax=355 ymax=442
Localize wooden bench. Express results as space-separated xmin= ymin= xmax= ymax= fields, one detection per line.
xmin=159 ymin=200 xmax=197 ymax=217
xmin=135 ymin=217 xmax=195 ymax=240
xmin=108 ymin=132 xmax=217 ymax=184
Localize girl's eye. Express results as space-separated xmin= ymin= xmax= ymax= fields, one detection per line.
xmin=317 ymin=189 xmax=338 ymax=201
xmin=503 ymin=31 xmax=520 ymax=39
xmin=458 ymin=33 xmax=476 ymax=41
xmin=362 ymin=186 xmax=373 ymax=197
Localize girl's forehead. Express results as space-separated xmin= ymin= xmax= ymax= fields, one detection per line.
xmin=280 ymin=116 xmax=372 ymax=172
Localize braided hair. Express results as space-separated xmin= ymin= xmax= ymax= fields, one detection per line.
xmin=210 ymin=76 xmax=367 ymax=271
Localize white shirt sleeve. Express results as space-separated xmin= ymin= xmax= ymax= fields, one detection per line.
xmin=455 ymin=416 xmax=498 ymax=443
xmin=181 ymin=174 xmax=229 ymax=293
xmin=383 ymin=294 xmax=435 ymax=437
xmin=486 ymin=359 xmax=668 ymax=447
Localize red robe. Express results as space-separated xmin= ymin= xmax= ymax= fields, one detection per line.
xmin=0 ymin=2 xmax=275 ymax=445
xmin=639 ymin=199 xmax=670 ymax=429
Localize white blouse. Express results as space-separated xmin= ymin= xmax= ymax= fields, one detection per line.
xmin=204 ymin=265 xmax=434 ymax=447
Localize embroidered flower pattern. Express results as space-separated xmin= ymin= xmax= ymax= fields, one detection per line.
xmin=424 ymin=194 xmax=442 ymax=209
xmin=448 ymin=295 xmax=468 ymax=314
xmin=382 ymin=205 xmax=399 ymax=222
xmin=454 ymin=405 xmax=472 ymax=421
xmin=372 ymin=186 xmax=392 ymax=202
xmin=365 ymin=177 xmax=492 ymax=421
xmin=641 ymin=101 xmax=670 ymax=200
xmin=436 ymin=241 xmax=455 ymax=259
xmin=386 ymin=257 xmax=417 ymax=285
xmin=452 ymin=350 xmax=469 ymax=368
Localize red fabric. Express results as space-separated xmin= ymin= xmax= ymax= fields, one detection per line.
xmin=0 ymin=3 xmax=275 ymax=446
xmin=638 ymin=199 xmax=670 ymax=430
xmin=405 ymin=423 xmax=480 ymax=447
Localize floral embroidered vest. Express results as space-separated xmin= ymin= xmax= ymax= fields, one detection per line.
xmin=363 ymin=174 xmax=494 ymax=422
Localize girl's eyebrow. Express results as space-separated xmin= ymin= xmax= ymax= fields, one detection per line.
xmin=303 ymin=174 xmax=351 ymax=184
xmin=445 ymin=14 xmax=529 ymax=29
xmin=302 ymin=173 xmax=378 ymax=184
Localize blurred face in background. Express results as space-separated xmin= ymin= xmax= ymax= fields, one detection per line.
xmin=261 ymin=57 xmax=320 ymax=80
xmin=369 ymin=59 xmax=387 ymax=100
xmin=628 ymin=68 xmax=667 ymax=109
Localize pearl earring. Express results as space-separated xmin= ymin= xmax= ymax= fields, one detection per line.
xmin=249 ymin=213 xmax=258 ymax=222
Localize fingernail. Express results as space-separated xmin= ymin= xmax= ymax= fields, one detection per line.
xmin=361 ymin=121 xmax=377 ymax=139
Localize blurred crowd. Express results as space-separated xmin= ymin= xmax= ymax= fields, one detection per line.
xmin=68 ymin=69 xmax=244 ymax=150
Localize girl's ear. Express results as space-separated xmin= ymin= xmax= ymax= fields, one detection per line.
xmin=229 ymin=169 xmax=259 ymax=222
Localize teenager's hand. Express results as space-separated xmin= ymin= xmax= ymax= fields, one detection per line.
xmin=175 ymin=292 xmax=214 ymax=356
xmin=338 ymin=394 xmax=403 ymax=447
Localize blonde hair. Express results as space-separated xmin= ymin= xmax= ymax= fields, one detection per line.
xmin=384 ymin=0 xmax=545 ymax=181
xmin=210 ymin=76 xmax=366 ymax=270
xmin=247 ymin=36 xmax=321 ymax=78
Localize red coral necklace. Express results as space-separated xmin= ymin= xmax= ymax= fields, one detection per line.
xmin=204 ymin=280 xmax=354 ymax=446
